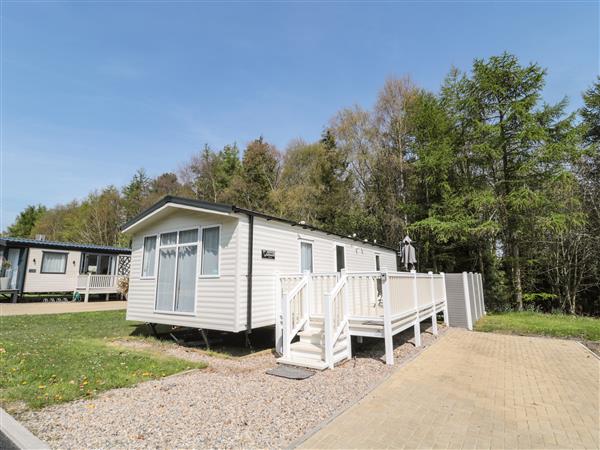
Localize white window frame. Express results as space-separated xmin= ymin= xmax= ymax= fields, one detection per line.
xmin=153 ymin=227 xmax=200 ymax=316
xmin=199 ymin=225 xmax=221 ymax=279
xmin=375 ymin=252 xmax=381 ymax=271
xmin=333 ymin=242 xmax=346 ymax=273
xmin=140 ymin=234 xmax=159 ymax=279
xmin=299 ymin=239 xmax=314 ymax=273
xmin=40 ymin=251 xmax=68 ymax=274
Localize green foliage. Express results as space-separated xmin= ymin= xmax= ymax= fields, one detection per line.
xmin=0 ymin=311 xmax=206 ymax=410
xmin=6 ymin=205 xmax=47 ymax=238
xmin=522 ymin=292 xmax=557 ymax=303
xmin=581 ymin=77 xmax=600 ymax=145
xmin=5 ymin=52 xmax=598 ymax=316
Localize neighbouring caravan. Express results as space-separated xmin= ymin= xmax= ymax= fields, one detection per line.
xmin=0 ymin=237 xmax=131 ymax=302
xmin=122 ymin=196 xmax=399 ymax=334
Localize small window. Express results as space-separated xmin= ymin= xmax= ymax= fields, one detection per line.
xmin=301 ymin=242 xmax=313 ymax=273
xmin=201 ymin=227 xmax=220 ymax=276
xmin=41 ymin=252 xmax=68 ymax=274
xmin=161 ymin=232 xmax=177 ymax=246
xmin=142 ymin=236 xmax=157 ymax=277
xmin=336 ymin=245 xmax=345 ymax=272
xmin=375 ymin=254 xmax=381 ymax=271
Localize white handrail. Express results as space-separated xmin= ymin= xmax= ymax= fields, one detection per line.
xmin=323 ymin=271 xmax=350 ymax=368
xmin=280 ymin=274 xmax=310 ymax=359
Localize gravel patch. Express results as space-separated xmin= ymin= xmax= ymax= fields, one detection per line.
xmin=19 ymin=325 xmax=446 ymax=449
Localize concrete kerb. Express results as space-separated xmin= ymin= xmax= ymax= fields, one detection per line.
xmin=286 ymin=328 xmax=453 ymax=450
xmin=0 ymin=407 xmax=49 ymax=450
xmin=576 ymin=340 xmax=600 ymax=361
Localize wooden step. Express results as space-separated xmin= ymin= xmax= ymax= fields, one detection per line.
xmin=276 ymin=356 xmax=329 ymax=371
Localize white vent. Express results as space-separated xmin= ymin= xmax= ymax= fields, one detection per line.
xmin=35 ymin=234 xmax=47 ymax=241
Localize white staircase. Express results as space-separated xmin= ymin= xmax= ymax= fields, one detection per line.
xmin=277 ymin=319 xmax=351 ymax=370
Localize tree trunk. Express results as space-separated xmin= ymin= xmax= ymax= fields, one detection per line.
xmin=512 ymin=241 xmax=524 ymax=311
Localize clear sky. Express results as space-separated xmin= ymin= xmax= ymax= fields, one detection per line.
xmin=1 ymin=1 xmax=598 ymax=230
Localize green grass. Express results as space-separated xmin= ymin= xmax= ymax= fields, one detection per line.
xmin=0 ymin=310 xmax=206 ymax=410
xmin=475 ymin=311 xmax=600 ymax=341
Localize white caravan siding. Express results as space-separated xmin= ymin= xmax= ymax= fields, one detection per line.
xmin=126 ymin=209 xmax=240 ymax=331
xmin=126 ymin=208 xmax=397 ymax=333
xmin=23 ymin=248 xmax=82 ymax=293
xmin=236 ymin=215 xmax=397 ymax=331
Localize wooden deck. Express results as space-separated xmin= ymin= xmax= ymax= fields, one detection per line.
xmin=277 ymin=270 xmax=463 ymax=369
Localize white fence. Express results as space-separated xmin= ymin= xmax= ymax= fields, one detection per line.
xmin=76 ymin=274 xmax=122 ymax=301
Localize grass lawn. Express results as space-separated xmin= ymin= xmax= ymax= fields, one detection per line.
xmin=0 ymin=310 xmax=206 ymax=410
xmin=475 ymin=311 xmax=600 ymax=341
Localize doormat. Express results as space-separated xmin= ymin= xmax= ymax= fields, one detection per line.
xmin=266 ymin=366 xmax=315 ymax=380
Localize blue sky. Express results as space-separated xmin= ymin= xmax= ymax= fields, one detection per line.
xmin=2 ymin=1 xmax=598 ymax=230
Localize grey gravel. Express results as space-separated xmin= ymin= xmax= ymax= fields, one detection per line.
xmin=19 ymin=325 xmax=445 ymax=450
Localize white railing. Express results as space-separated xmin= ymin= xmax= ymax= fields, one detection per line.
xmin=280 ymin=273 xmax=310 ymax=359
xmin=277 ymin=269 xmax=450 ymax=368
xmin=77 ymin=274 xmax=119 ymax=290
xmin=323 ymin=271 xmax=350 ymax=368
xmin=76 ymin=274 xmax=121 ymax=302
xmin=345 ymin=271 xmax=383 ymax=318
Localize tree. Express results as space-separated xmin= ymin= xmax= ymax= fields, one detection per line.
xmin=446 ymin=53 xmax=576 ymax=310
xmin=180 ymin=144 xmax=241 ymax=203
xmin=226 ymin=137 xmax=280 ymax=211
xmin=121 ymin=169 xmax=150 ymax=221
xmin=581 ymin=77 xmax=600 ymax=145
xmin=6 ymin=205 xmax=47 ymax=238
xmin=273 ymin=134 xmax=354 ymax=232
xmin=78 ymin=187 xmax=125 ymax=246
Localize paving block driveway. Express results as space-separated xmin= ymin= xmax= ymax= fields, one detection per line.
xmin=300 ymin=329 xmax=599 ymax=449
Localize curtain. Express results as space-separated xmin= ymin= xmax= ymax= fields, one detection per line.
xmin=301 ymin=242 xmax=313 ymax=273
xmin=156 ymin=248 xmax=176 ymax=311
xmin=175 ymin=245 xmax=197 ymax=313
xmin=201 ymin=227 xmax=220 ymax=275
xmin=42 ymin=252 xmax=67 ymax=273
xmin=142 ymin=236 xmax=157 ymax=277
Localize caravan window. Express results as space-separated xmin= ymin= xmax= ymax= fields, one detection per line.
xmin=201 ymin=227 xmax=220 ymax=276
xmin=300 ymin=242 xmax=313 ymax=273
xmin=141 ymin=236 xmax=157 ymax=277
xmin=336 ymin=245 xmax=345 ymax=272
xmin=80 ymin=253 xmax=115 ymax=275
xmin=155 ymin=228 xmax=199 ymax=314
xmin=41 ymin=252 xmax=68 ymax=274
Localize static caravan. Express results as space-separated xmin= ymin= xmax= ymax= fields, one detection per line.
xmin=123 ymin=196 xmax=452 ymax=370
xmin=122 ymin=196 xmax=398 ymax=333
xmin=0 ymin=237 xmax=131 ymax=302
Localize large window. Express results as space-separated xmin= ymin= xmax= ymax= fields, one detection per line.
xmin=41 ymin=252 xmax=68 ymax=274
xmin=80 ymin=254 xmax=115 ymax=275
xmin=141 ymin=236 xmax=157 ymax=277
xmin=201 ymin=227 xmax=220 ymax=276
xmin=155 ymin=229 xmax=198 ymax=314
xmin=300 ymin=241 xmax=313 ymax=273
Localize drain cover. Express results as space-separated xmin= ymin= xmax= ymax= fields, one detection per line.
xmin=266 ymin=366 xmax=315 ymax=380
